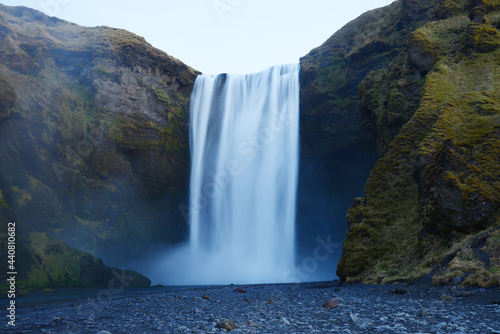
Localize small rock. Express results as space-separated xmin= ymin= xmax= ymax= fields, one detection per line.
xmin=437 ymin=322 xmax=448 ymax=330
xmin=419 ymin=308 xmax=430 ymax=317
xmin=215 ymin=320 xmax=238 ymax=331
xmin=234 ymin=288 xmax=247 ymax=293
xmin=441 ymin=294 xmax=453 ymax=301
xmin=267 ymin=298 xmax=275 ymax=304
xmin=322 ymin=299 xmax=339 ymax=309
xmin=200 ymin=322 xmax=216 ymax=331
xmin=97 ymin=331 xmax=112 ymax=334
xmin=456 ymin=291 xmax=474 ymax=298
xmin=281 ymin=317 xmax=291 ymax=325
xmin=176 ymin=326 xmax=188 ymax=333
xmin=468 ymin=5 xmax=487 ymax=23
xmin=202 ymin=295 xmax=210 ymax=299
xmin=390 ymin=287 xmax=408 ymax=295
xmin=246 ymin=321 xmax=260 ymax=327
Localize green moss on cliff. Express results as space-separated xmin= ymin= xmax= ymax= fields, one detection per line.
xmin=434 ymin=0 xmax=469 ymax=19
xmin=299 ymin=0 xmax=431 ymax=156
xmin=0 ymin=189 xmax=10 ymax=210
xmin=0 ymin=3 xmax=196 ymax=267
xmin=0 ymin=72 xmax=16 ymax=118
xmin=339 ymin=2 xmax=500 ymax=286
xmin=0 ymin=232 xmax=151 ymax=292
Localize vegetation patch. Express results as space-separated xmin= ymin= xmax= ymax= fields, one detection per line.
xmin=339 ymin=1 xmax=500 ymax=286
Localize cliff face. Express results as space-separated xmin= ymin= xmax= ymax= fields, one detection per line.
xmin=0 ymin=4 xmax=197 ymax=270
xmin=332 ymin=0 xmax=500 ymax=286
xmin=299 ymin=0 xmax=435 ymax=157
xmin=2 ymin=0 xmax=499 ymax=290
xmin=297 ymin=0 xmax=434 ymax=278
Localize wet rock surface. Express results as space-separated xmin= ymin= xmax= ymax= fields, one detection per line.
xmin=5 ymin=281 xmax=500 ymax=333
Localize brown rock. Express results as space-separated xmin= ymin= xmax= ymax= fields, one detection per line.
xmin=215 ymin=320 xmax=238 ymax=331
xmin=441 ymin=294 xmax=453 ymax=301
xmin=469 ymin=6 xmax=487 ymax=23
xmin=202 ymin=295 xmax=210 ymax=300
xmin=267 ymin=299 xmax=275 ymax=304
xmin=457 ymin=291 xmax=474 ymax=298
xmin=234 ymin=288 xmax=247 ymax=293
xmin=322 ymin=299 xmax=339 ymax=309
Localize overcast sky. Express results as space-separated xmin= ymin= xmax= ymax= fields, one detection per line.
xmin=2 ymin=0 xmax=395 ymax=74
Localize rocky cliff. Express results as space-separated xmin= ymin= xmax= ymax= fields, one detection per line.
xmin=2 ymin=0 xmax=499 ymax=290
xmin=0 ymin=3 xmax=197 ymax=288
xmin=305 ymin=0 xmax=500 ymax=287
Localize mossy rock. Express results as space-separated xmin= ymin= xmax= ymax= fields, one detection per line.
xmin=418 ymin=140 xmax=499 ymax=234
xmin=433 ymin=0 xmax=469 ymax=19
xmin=0 ymin=3 xmax=195 ymax=267
xmin=0 ymin=232 xmax=151 ymax=292
xmin=432 ymin=226 xmax=500 ymax=287
xmin=359 ymin=53 xmax=425 ymax=153
xmin=338 ymin=2 xmax=500 ymax=285
xmin=465 ymin=22 xmax=500 ymax=52
xmin=0 ymin=73 xmax=16 ymax=119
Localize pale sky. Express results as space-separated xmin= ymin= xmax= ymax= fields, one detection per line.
xmin=1 ymin=0 xmax=395 ymax=74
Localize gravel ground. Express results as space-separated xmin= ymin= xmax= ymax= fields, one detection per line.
xmin=3 ymin=281 xmax=500 ymax=334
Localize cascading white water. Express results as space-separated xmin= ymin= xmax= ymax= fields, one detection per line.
xmin=159 ymin=64 xmax=300 ymax=285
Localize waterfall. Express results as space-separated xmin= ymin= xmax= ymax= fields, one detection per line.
xmin=163 ymin=64 xmax=300 ymax=285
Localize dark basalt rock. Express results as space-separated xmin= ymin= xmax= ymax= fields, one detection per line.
xmin=469 ymin=5 xmax=487 ymax=23
xmin=418 ymin=140 xmax=499 ymax=235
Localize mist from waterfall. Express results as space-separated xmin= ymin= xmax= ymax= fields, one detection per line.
xmin=154 ymin=64 xmax=300 ymax=285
